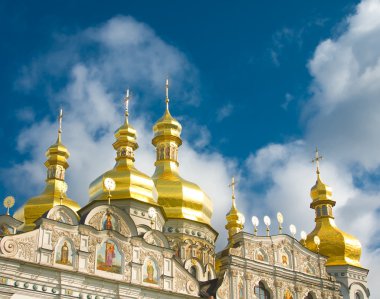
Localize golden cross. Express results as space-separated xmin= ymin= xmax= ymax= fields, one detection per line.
xmin=312 ymin=147 xmax=323 ymax=174
xmin=58 ymin=108 xmax=63 ymax=133
xmin=165 ymin=78 xmax=169 ymax=109
xmin=228 ymin=177 xmax=237 ymax=207
xmin=124 ymin=89 xmax=130 ymax=121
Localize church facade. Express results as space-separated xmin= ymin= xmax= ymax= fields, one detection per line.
xmin=0 ymin=83 xmax=370 ymax=298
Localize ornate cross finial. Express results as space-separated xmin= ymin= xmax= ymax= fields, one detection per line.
xmin=124 ymin=89 xmax=130 ymax=123
xmin=165 ymin=78 xmax=169 ymax=110
xmin=228 ymin=176 xmax=237 ymax=208
xmin=57 ymin=108 xmax=63 ymax=142
xmin=312 ymin=147 xmax=323 ymax=174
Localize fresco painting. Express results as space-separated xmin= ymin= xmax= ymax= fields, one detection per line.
xmin=97 ymin=240 xmax=122 ymax=274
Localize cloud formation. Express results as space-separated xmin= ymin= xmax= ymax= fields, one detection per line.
xmin=5 ymin=16 xmax=237 ymax=248
xmin=248 ymin=0 xmax=380 ymax=294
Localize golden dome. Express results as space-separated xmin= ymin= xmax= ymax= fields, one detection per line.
xmin=225 ymin=177 xmax=244 ymax=243
xmin=89 ymin=90 xmax=156 ymax=204
xmin=14 ymin=109 xmax=80 ymax=231
xmin=151 ymin=80 xmax=213 ymax=225
xmin=305 ymin=150 xmax=362 ymax=267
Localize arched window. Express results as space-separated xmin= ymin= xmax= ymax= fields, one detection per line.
xmin=355 ymin=292 xmax=361 ymax=299
xmin=305 ymin=292 xmax=314 ymax=299
xmin=190 ymin=266 xmax=197 ymax=278
xmin=254 ymin=282 xmax=270 ymax=299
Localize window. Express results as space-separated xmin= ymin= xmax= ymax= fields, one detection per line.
xmin=190 ymin=266 xmax=197 ymax=278
xmin=305 ymin=292 xmax=314 ymax=299
xmin=355 ymin=292 xmax=361 ymax=299
xmin=322 ymin=205 xmax=328 ymax=216
xmin=254 ymin=282 xmax=270 ymax=299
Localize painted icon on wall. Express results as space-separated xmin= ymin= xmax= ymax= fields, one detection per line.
xmin=97 ymin=240 xmax=122 ymax=274
xmin=281 ymin=254 xmax=288 ymax=266
xmin=0 ymin=224 xmax=13 ymax=236
xmin=55 ymin=240 xmax=73 ymax=266
xmin=284 ymin=289 xmax=293 ymax=299
xmin=238 ymin=277 xmax=244 ymax=299
xmin=102 ymin=212 xmax=117 ymax=231
xmin=143 ymin=259 xmax=159 ymax=284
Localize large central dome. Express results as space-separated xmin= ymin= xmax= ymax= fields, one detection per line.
xmin=151 ymin=82 xmax=213 ymax=225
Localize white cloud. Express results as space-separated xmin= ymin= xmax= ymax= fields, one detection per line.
xmin=4 ymin=16 xmax=237 ymax=250
xmin=4 ymin=1 xmax=380 ymax=295
xmin=248 ymin=0 xmax=380 ymax=295
xmin=216 ymin=103 xmax=234 ymax=122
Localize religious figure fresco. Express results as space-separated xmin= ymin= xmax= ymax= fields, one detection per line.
xmin=284 ymin=289 xmax=293 ymax=299
xmin=238 ymin=278 xmax=244 ymax=299
xmin=143 ymin=259 xmax=159 ymax=284
xmin=102 ymin=212 xmax=117 ymax=231
xmin=282 ymin=254 xmax=288 ymax=266
xmin=55 ymin=241 xmax=73 ymax=266
xmin=97 ymin=240 xmax=122 ymax=274
xmin=256 ymin=252 xmax=265 ymax=261
xmin=0 ymin=224 xmax=13 ymax=236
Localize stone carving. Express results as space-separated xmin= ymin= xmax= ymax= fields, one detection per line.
xmin=0 ymin=238 xmax=18 ymax=257
xmin=89 ymin=212 xmax=104 ymax=230
xmin=174 ymin=269 xmax=187 ymax=293
xmin=216 ymin=271 xmax=230 ymax=299
xmin=0 ymin=234 xmax=37 ymax=262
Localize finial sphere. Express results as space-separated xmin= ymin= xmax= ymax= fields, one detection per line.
xmin=289 ymin=224 xmax=297 ymax=236
xmin=3 ymin=196 xmax=15 ymax=208
xmin=251 ymin=216 xmax=259 ymax=227
xmin=314 ymin=235 xmax=321 ymax=246
xmin=264 ymin=215 xmax=271 ymax=226
xmin=300 ymin=230 xmax=307 ymax=241
xmin=276 ymin=212 xmax=284 ymax=224
xmin=104 ymin=177 xmax=116 ymax=191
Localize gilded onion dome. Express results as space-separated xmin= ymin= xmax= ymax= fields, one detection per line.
xmin=152 ymin=80 xmax=213 ymax=225
xmin=89 ymin=90 xmax=156 ymax=204
xmin=14 ymin=109 xmax=80 ymax=231
xmin=225 ymin=177 xmax=244 ymax=243
xmin=305 ymin=149 xmax=362 ymax=267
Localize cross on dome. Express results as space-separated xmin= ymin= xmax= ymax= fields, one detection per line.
xmin=312 ymin=147 xmax=323 ymax=174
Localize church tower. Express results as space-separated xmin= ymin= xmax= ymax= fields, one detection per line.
xmin=14 ymin=109 xmax=80 ymax=231
xmin=152 ymin=80 xmax=217 ymax=281
xmin=305 ymin=149 xmax=369 ymax=299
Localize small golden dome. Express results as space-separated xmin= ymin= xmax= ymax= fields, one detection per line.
xmin=225 ymin=177 xmax=244 ymax=243
xmin=151 ymin=80 xmax=213 ymax=225
xmin=15 ymin=110 xmax=80 ymax=231
xmin=89 ymin=90 xmax=157 ymax=204
xmin=305 ymin=150 xmax=362 ymax=267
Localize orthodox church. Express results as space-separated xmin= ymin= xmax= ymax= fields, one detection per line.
xmin=0 ymin=81 xmax=370 ymax=299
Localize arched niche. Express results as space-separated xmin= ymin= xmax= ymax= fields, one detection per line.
xmin=46 ymin=205 xmax=79 ymax=225
xmin=83 ymin=205 xmax=137 ymax=237
xmin=184 ymin=258 xmax=204 ymax=280
xmin=96 ymin=239 xmax=123 ymax=275
xmin=54 ymin=237 xmax=76 ymax=268
xmin=142 ymin=257 xmax=160 ymax=285
xmin=143 ymin=230 xmax=170 ymax=248
xmin=254 ymin=248 xmax=269 ymax=263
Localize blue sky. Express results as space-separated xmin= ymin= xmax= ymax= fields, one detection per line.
xmin=2 ymin=0 xmax=380 ymax=294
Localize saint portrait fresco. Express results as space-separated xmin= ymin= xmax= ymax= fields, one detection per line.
xmin=96 ymin=240 xmax=122 ymax=274
xmin=284 ymin=289 xmax=293 ymax=299
xmin=102 ymin=212 xmax=117 ymax=231
xmin=55 ymin=240 xmax=73 ymax=266
xmin=143 ymin=259 xmax=159 ymax=284
xmin=282 ymin=254 xmax=288 ymax=266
